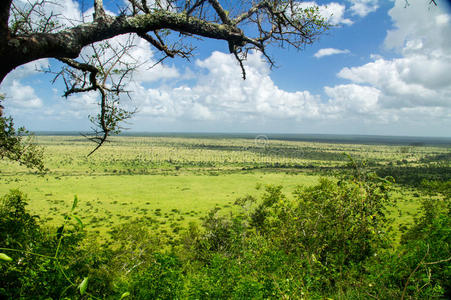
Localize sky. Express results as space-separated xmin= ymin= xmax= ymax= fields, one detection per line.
xmin=1 ymin=0 xmax=451 ymax=137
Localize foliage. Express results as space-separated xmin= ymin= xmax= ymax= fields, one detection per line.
xmin=0 ymin=146 xmax=449 ymax=298
xmin=359 ymin=194 xmax=450 ymax=299
xmin=177 ymin=169 xmax=449 ymax=298
xmin=0 ymin=114 xmax=45 ymax=172
xmin=0 ymin=190 xmax=65 ymax=298
xmin=376 ymin=165 xmax=451 ymax=189
xmin=130 ymin=253 xmax=184 ymax=299
xmin=0 ymin=189 xmax=40 ymax=248
xmin=398 ymin=197 xmax=451 ymax=298
xmin=0 ymin=190 xmax=93 ymax=299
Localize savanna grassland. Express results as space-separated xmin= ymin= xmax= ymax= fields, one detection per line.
xmin=1 ymin=134 xmax=450 ymax=299
xmin=2 ymin=134 xmax=448 ymax=236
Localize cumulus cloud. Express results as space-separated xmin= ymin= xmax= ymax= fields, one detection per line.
xmin=385 ymin=0 xmax=451 ymax=52
xmin=347 ymin=0 xmax=379 ymax=17
xmin=317 ymin=0 xmax=451 ymax=135
xmin=337 ymin=0 xmax=451 ymax=111
xmin=41 ymin=91 xmax=98 ymax=122
xmin=5 ymin=80 xmax=43 ymax=109
xmin=325 ymin=84 xmax=380 ymax=114
xmin=133 ymin=51 xmax=324 ymax=123
xmin=1 ymin=59 xmax=49 ymax=81
xmin=0 ymin=59 xmax=47 ymax=111
xmin=296 ymin=2 xmax=353 ymax=25
xmin=314 ymin=48 xmax=350 ymax=58
xmin=3 ymin=0 xmax=451 ymax=136
xmin=117 ymin=32 xmax=450 ymax=135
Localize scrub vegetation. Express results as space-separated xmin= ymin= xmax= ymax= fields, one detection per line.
xmin=0 ymin=134 xmax=450 ymax=299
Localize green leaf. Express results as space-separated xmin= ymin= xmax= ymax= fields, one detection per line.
xmin=78 ymin=277 xmax=88 ymax=295
xmin=72 ymin=215 xmax=83 ymax=228
xmin=71 ymin=195 xmax=78 ymax=211
xmin=120 ymin=292 xmax=130 ymax=299
xmin=56 ymin=225 xmax=65 ymax=240
xmin=0 ymin=253 xmax=13 ymax=262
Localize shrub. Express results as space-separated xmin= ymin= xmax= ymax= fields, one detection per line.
xmin=130 ymin=253 xmax=183 ymax=299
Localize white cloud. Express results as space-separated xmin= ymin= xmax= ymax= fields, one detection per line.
xmin=3 ymin=80 xmax=43 ymax=109
xmin=338 ymin=58 xmax=441 ymax=103
xmin=296 ymin=2 xmax=353 ymax=25
xmin=385 ymin=0 xmax=451 ymax=53
xmin=319 ymin=0 xmax=451 ymax=134
xmin=43 ymin=91 xmax=98 ymax=120
xmin=12 ymin=0 xmax=83 ymax=31
xmin=325 ymin=84 xmax=380 ymax=114
xmin=337 ymin=0 xmax=451 ymax=111
xmin=115 ymin=38 xmax=451 ymax=136
xmin=347 ymin=0 xmax=379 ymax=17
xmin=3 ymin=0 xmax=451 ymax=136
xmin=2 ymin=59 xmax=49 ymax=80
xmin=314 ymin=48 xmax=350 ymax=58
xmin=133 ymin=51 xmax=324 ymax=123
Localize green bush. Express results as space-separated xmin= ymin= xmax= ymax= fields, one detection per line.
xmin=0 ymin=172 xmax=449 ymax=299
xmin=130 ymin=253 xmax=183 ymax=299
xmin=398 ymin=198 xmax=451 ymax=298
xmin=0 ymin=190 xmax=67 ymax=298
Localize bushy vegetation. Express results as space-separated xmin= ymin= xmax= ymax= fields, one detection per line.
xmin=0 ymin=115 xmax=45 ymax=172
xmin=1 ymin=170 xmax=449 ymax=299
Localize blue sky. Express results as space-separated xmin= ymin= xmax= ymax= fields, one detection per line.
xmin=2 ymin=0 xmax=451 ymax=136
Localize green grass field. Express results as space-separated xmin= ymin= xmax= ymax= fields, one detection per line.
xmin=1 ymin=135 xmax=449 ymax=239
xmin=0 ymin=172 xmax=319 ymax=236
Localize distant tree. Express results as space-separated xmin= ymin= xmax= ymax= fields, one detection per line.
xmin=0 ymin=0 xmax=329 ymax=164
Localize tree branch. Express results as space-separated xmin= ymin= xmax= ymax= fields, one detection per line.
xmin=0 ymin=0 xmax=12 ymax=39
xmin=207 ymin=0 xmax=231 ymax=25
xmin=57 ymin=57 xmax=99 ymax=97
xmin=1 ymin=0 xmax=329 ymax=155
xmin=1 ymin=10 xmax=249 ymax=82
xmin=232 ymin=1 xmax=269 ymax=25
xmin=401 ymin=245 xmax=429 ymax=300
xmin=137 ymin=31 xmax=175 ymax=57
xmin=94 ymin=0 xmax=107 ymax=21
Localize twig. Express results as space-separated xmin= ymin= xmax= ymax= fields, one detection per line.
xmin=401 ymin=245 xmax=429 ymax=300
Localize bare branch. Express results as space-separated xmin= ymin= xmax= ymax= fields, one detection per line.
xmin=232 ymin=1 xmax=268 ymax=25
xmin=137 ymin=31 xmax=175 ymax=57
xmin=141 ymin=0 xmax=151 ymax=13
xmin=207 ymin=0 xmax=231 ymax=25
xmin=186 ymin=0 xmax=207 ymax=17
xmin=54 ymin=36 xmax=139 ymax=156
xmin=233 ymin=50 xmax=246 ymax=80
xmin=57 ymin=57 xmax=99 ymax=97
xmin=423 ymin=256 xmax=451 ymax=265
